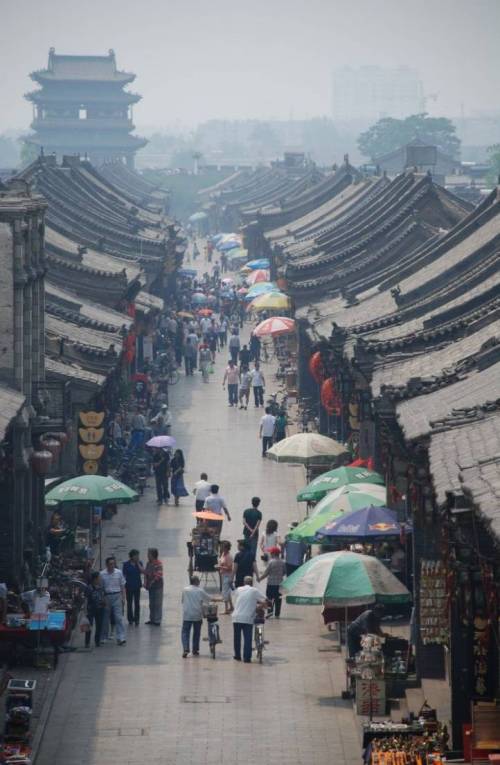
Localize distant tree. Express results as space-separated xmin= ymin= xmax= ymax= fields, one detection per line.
xmin=358 ymin=114 xmax=461 ymax=160
xmin=19 ymin=139 xmax=38 ymax=168
xmin=487 ymin=144 xmax=500 ymax=184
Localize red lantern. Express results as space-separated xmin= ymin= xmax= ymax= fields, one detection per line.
xmin=31 ymin=450 xmax=53 ymax=476
xmin=41 ymin=437 xmax=61 ymax=460
xmin=309 ymin=352 xmax=325 ymax=384
xmin=321 ymin=377 xmax=342 ymax=415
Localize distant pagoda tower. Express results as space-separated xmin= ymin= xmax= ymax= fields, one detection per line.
xmin=25 ymin=48 xmax=147 ymax=167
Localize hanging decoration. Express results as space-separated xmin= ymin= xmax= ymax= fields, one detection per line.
xmin=320 ymin=377 xmax=342 ymax=415
xmin=308 ymin=351 xmax=325 ymax=384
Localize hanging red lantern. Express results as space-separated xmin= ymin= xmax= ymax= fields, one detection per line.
xmin=41 ymin=436 xmax=61 ymax=460
xmin=308 ymin=352 xmax=325 ymax=384
xmin=321 ymin=377 xmax=342 ymax=415
xmin=31 ymin=450 xmax=53 ymax=476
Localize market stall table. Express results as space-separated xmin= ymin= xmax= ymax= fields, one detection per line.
xmin=0 ymin=611 xmax=69 ymax=667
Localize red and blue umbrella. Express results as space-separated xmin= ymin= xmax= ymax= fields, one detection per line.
xmin=315 ymin=505 xmax=410 ymax=540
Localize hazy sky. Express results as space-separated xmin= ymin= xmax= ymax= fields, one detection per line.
xmin=1 ymin=0 xmax=499 ymax=132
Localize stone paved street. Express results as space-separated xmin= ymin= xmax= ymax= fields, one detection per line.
xmin=36 ymin=327 xmax=362 ymax=765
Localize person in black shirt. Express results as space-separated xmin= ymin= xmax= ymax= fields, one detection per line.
xmin=152 ymin=448 xmax=170 ymax=505
xmin=85 ymin=572 xmax=107 ymax=648
xmin=239 ymin=344 xmax=251 ymax=369
xmin=347 ymin=604 xmax=389 ymax=657
xmin=233 ymin=540 xmax=258 ymax=588
xmin=242 ymin=497 xmax=262 ymax=558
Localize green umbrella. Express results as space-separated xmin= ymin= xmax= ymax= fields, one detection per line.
xmin=283 ymin=551 xmax=411 ymax=606
xmin=297 ymin=466 xmax=384 ymax=502
xmin=288 ymin=485 xmax=387 ymax=544
xmin=45 ymin=474 xmax=138 ymax=506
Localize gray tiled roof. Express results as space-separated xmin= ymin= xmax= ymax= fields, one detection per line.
xmin=46 ymin=357 xmax=105 ymax=387
xmin=396 ymin=361 xmax=500 ymax=441
xmin=371 ymin=319 xmax=500 ymax=395
xmin=0 ymin=384 xmax=25 ymax=441
xmin=429 ymin=413 xmax=500 ymax=504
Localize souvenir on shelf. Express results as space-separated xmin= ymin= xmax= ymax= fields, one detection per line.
xmin=419 ymin=560 xmax=450 ymax=645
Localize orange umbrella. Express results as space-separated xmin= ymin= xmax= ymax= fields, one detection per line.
xmin=193 ymin=510 xmax=223 ymax=522
xmin=197 ymin=308 xmax=213 ymax=316
xmin=254 ymin=316 xmax=295 ymax=336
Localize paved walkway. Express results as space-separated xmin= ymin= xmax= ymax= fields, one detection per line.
xmin=37 ymin=325 xmax=362 ymax=765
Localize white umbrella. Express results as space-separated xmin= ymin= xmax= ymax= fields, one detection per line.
xmin=266 ymin=433 xmax=348 ymax=465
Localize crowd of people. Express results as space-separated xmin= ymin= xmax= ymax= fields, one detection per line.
xmin=85 ymin=239 xmax=299 ymax=663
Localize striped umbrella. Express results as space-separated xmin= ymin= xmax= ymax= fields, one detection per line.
xmin=253 ymin=316 xmax=295 ymax=337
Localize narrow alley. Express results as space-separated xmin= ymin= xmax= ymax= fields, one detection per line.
xmin=36 ymin=324 xmax=362 ymax=765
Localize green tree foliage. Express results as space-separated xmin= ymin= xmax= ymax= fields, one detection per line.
xmin=487 ymin=144 xmax=500 ymax=184
xmin=19 ymin=139 xmax=39 ymax=168
xmin=358 ymin=114 xmax=460 ymax=160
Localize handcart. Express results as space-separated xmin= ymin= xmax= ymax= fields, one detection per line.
xmin=187 ymin=525 xmax=221 ymax=589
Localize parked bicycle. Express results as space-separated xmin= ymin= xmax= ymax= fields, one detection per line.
xmin=254 ymin=604 xmax=268 ymax=664
xmin=203 ymin=603 xmax=221 ymax=659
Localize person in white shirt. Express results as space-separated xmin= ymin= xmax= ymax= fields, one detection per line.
xmin=250 ymin=362 xmax=266 ymax=407
xmin=100 ymin=556 xmax=127 ymax=645
xmin=232 ymin=576 xmax=268 ymax=662
xmin=203 ymin=485 xmax=232 ymax=531
xmin=259 ymin=407 xmax=276 ymax=457
xmin=193 ymin=472 xmax=211 ymax=511
xmin=22 ymin=583 xmax=51 ymax=617
xmin=181 ymin=576 xmax=211 ymax=657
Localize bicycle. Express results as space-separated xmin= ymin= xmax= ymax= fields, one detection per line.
xmin=254 ymin=605 xmax=267 ymax=664
xmin=203 ymin=603 xmax=221 ymax=659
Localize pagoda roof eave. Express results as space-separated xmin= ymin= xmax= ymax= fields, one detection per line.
xmin=25 ymin=89 xmax=142 ymax=105
xmin=30 ymin=70 xmax=135 ymax=85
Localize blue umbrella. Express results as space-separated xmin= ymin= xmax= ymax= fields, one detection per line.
xmin=179 ymin=268 xmax=197 ymax=277
xmin=315 ymin=505 xmax=409 ymax=540
xmin=246 ymin=259 xmax=270 ymax=270
xmin=218 ymin=240 xmax=241 ymax=252
xmin=192 ymin=292 xmax=208 ymax=305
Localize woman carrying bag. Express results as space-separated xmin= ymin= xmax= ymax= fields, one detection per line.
xmin=171 ymin=449 xmax=189 ymax=506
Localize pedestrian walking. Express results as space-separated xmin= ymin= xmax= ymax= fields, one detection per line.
xmin=218 ymin=315 xmax=228 ymax=347
xmin=233 ymin=539 xmax=259 ymax=588
xmin=122 ymin=549 xmax=144 ymax=626
xmin=218 ymin=541 xmax=234 ymax=613
xmin=153 ymin=448 xmax=170 ymax=505
xmin=198 ymin=342 xmax=212 ymax=383
xmin=181 ymin=576 xmax=211 ymax=658
xmin=249 ymin=332 xmax=261 ymax=362
xmin=203 ymin=485 xmax=232 ymax=532
xmin=228 ymin=331 xmax=240 ymax=364
xmin=273 ymin=409 xmax=288 ymax=442
xmin=183 ymin=337 xmax=196 ymax=376
xmin=258 ymin=547 xmax=286 ymax=618
xmin=238 ymin=365 xmax=251 ymax=409
xmin=259 ymin=407 xmax=276 ymax=457
xmin=260 ymin=519 xmax=281 ymax=561
xmin=222 ymin=360 xmax=240 ymax=407
xmin=144 ymin=548 xmax=163 ymax=626
xmin=242 ymin=497 xmax=263 ymax=558
xmin=239 ymin=344 xmax=251 ymax=369
xmin=130 ymin=407 xmax=146 ymax=450
xmin=232 ymin=576 xmax=267 ymax=663
xmin=250 ymin=362 xmax=265 ymax=407
xmin=85 ymin=571 xmax=107 ymax=648
xmin=100 ymin=556 xmax=127 ymax=645
xmin=171 ymin=448 xmax=189 ymax=506
xmin=193 ymin=472 xmax=211 ymax=511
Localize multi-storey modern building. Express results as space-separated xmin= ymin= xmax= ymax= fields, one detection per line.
xmin=25 ymin=49 xmax=147 ymax=167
